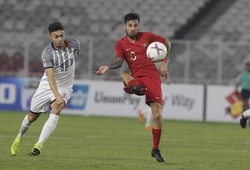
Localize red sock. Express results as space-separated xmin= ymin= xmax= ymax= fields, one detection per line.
xmin=152 ymin=128 xmax=162 ymax=149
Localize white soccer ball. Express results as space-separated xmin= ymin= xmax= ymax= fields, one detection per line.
xmin=146 ymin=42 xmax=167 ymax=62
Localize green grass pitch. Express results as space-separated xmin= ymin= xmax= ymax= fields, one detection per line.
xmin=0 ymin=111 xmax=249 ymax=170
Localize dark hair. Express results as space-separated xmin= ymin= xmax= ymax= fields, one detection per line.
xmin=48 ymin=22 xmax=64 ymax=33
xmin=124 ymin=13 xmax=140 ymax=24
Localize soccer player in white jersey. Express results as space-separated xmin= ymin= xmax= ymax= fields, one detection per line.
xmin=10 ymin=22 xmax=80 ymax=156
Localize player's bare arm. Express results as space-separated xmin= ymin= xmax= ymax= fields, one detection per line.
xmin=95 ymin=58 xmax=124 ymax=75
xmin=45 ymin=68 xmax=64 ymax=107
xmin=159 ymin=62 xmax=168 ymax=77
xmin=158 ymin=39 xmax=171 ymax=79
xmin=159 ymin=40 xmax=170 ymax=77
xmin=165 ymin=39 xmax=171 ymax=59
xmin=108 ymin=57 xmax=124 ymax=69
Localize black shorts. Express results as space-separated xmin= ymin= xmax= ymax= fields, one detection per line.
xmin=241 ymin=89 xmax=250 ymax=100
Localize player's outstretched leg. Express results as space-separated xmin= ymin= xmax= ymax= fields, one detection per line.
xmin=120 ymin=73 xmax=147 ymax=96
xmin=10 ymin=136 xmax=22 ymax=156
xmin=30 ymin=114 xmax=59 ymax=156
xmin=10 ymin=114 xmax=34 ymax=156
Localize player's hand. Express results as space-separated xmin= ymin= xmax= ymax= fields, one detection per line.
xmin=159 ymin=62 xmax=168 ymax=77
xmin=56 ymin=95 xmax=65 ymax=110
xmin=165 ymin=72 xmax=171 ymax=84
xmin=95 ymin=65 xmax=109 ymax=75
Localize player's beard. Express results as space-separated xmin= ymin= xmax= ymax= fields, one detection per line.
xmin=127 ymin=31 xmax=137 ymax=40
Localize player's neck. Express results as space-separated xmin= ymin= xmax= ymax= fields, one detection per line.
xmin=126 ymin=36 xmax=136 ymax=43
xmin=53 ymin=42 xmax=67 ymax=51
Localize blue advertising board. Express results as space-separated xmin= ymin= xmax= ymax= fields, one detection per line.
xmin=0 ymin=77 xmax=89 ymax=112
xmin=0 ymin=77 xmax=37 ymax=110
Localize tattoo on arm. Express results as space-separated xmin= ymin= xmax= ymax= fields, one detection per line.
xmin=108 ymin=58 xmax=124 ymax=69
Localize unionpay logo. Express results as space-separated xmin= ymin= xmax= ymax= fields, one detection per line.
xmin=67 ymin=85 xmax=89 ymax=110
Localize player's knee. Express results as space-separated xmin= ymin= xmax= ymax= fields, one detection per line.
xmin=28 ymin=113 xmax=40 ymax=122
xmin=51 ymin=107 xmax=62 ymax=115
xmin=153 ymin=112 xmax=162 ymax=122
xmin=120 ymin=73 xmax=133 ymax=85
xmin=120 ymin=73 xmax=128 ymax=80
xmin=51 ymin=105 xmax=64 ymax=115
xmin=50 ymin=101 xmax=65 ymax=114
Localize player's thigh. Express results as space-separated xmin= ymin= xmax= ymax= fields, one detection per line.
xmin=142 ymin=77 xmax=163 ymax=105
xmin=50 ymin=88 xmax=73 ymax=114
xmin=31 ymin=88 xmax=72 ymax=114
xmin=30 ymin=88 xmax=52 ymax=113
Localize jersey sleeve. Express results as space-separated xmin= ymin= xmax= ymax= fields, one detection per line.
xmin=41 ymin=49 xmax=53 ymax=69
xmin=149 ymin=32 xmax=166 ymax=44
xmin=71 ymin=38 xmax=80 ymax=50
xmin=68 ymin=38 xmax=80 ymax=55
xmin=114 ymin=41 xmax=124 ymax=59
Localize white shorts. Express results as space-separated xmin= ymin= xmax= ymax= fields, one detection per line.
xmin=30 ymin=87 xmax=73 ymax=113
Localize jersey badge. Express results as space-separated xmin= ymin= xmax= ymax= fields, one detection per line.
xmin=142 ymin=42 xmax=147 ymax=47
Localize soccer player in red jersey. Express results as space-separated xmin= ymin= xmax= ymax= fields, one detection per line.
xmin=95 ymin=13 xmax=171 ymax=162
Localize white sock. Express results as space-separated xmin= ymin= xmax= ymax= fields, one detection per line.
xmin=141 ymin=106 xmax=152 ymax=127
xmin=145 ymin=110 xmax=153 ymax=127
xmin=243 ymin=109 xmax=250 ymax=118
xmin=17 ymin=115 xmax=32 ymax=139
xmin=37 ymin=114 xmax=59 ymax=145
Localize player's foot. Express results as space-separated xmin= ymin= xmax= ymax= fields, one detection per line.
xmin=30 ymin=143 xmax=43 ymax=156
xmin=10 ymin=136 xmax=22 ymax=156
xmin=123 ymin=85 xmax=147 ymax=96
xmin=137 ymin=110 xmax=144 ymax=123
xmin=145 ymin=125 xmax=152 ymax=131
xmin=151 ymin=149 xmax=165 ymax=162
xmin=240 ymin=115 xmax=248 ymax=129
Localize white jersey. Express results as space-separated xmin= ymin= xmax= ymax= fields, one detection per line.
xmin=39 ymin=38 xmax=80 ymax=89
xmin=30 ymin=38 xmax=80 ymax=113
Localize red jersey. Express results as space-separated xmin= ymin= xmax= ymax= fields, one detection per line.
xmin=115 ymin=32 xmax=166 ymax=78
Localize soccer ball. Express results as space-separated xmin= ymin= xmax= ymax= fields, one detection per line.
xmin=146 ymin=42 xmax=167 ymax=62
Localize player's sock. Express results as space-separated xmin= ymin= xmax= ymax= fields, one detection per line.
xmin=242 ymin=109 xmax=250 ymax=118
xmin=17 ymin=114 xmax=32 ymax=139
xmin=37 ymin=113 xmax=59 ymax=145
xmin=145 ymin=111 xmax=153 ymax=129
xmin=152 ymin=128 xmax=162 ymax=149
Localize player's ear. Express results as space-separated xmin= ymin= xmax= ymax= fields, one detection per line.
xmin=123 ymin=24 xmax=126 ymax=30
xmin=48 ymin=34 xmax=52 ymax=40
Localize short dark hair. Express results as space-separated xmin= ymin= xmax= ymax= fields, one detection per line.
xmin=48 ymin=22 xmax=64 ymax=33
xmin=124 ymin=13 xmax=140 ymax=24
